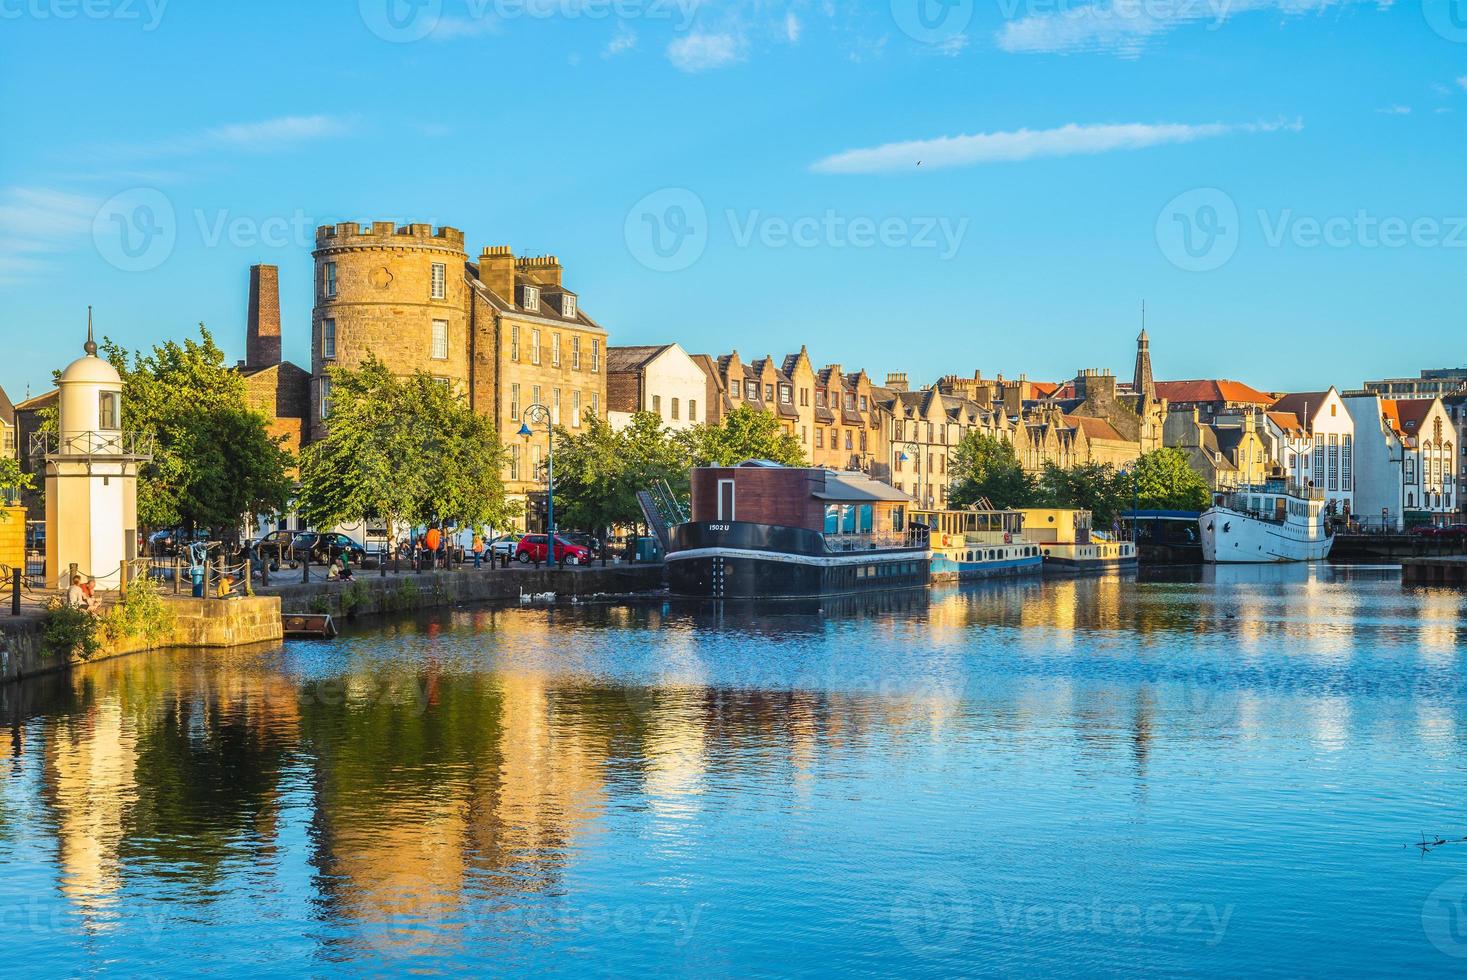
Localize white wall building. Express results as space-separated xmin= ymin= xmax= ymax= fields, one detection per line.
xmin=1342 ymin=393 xmax=1406 ymax=530
xmin=1270 ymin=388 xmax=1355 ymax=516
xmin=605 ymin=343 xmax=707 ymax=432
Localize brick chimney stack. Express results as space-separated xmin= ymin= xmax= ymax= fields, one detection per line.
xmin=246 ymin=264 xmax=282 ymax=369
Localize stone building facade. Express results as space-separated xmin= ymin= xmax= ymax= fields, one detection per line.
xmin=311 ymin=223 xmax=609 ymax=525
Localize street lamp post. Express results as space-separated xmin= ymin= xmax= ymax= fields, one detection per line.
xmin=518 ymin=404 xmax=556 ymax=566
xmin=898 ymin=441 xmax=923 ymax=508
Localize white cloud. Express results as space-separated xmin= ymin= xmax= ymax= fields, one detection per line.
xmin=810 ymin=119 xmax=1301 ymax=174
xmin=997 ymin=0 xmax=1371 ymax=57
xmin=1458 ymin=76 xmax=1467 ymax=91
xmin=785 ymin=11 xmax=801 ymax=42
xmin=0 ymin=187 xmax=98 ymax=284
xmin=1377 ymin=105 xmax=1411 ymax=115
xmin=429 ymin=15 xmax=501 ymax=40
xmin=110 ymin=115 xmax=355 ymax=158
xmin=667 ymin=31 xmax=743 ymax=72
xmin=605 ymin=25 xmax=638 ymax=56
xmin=934 ymin=34 xmax=968 ymax=55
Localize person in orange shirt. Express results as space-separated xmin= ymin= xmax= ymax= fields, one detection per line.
xmin=424 ymin=526 xmax=442 ymax=568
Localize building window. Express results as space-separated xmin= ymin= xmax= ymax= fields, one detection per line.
xmin=845 ymin=430 xmax=853 ymax=451
xmin=323 ymin=262 xmax=337 ymax=299
xmin=1328 ymin=435 xmax=1339 ymax=492
xmin=1342 ymin=434 xmax=1353 ymax=491
xmin=320 ymin=378 xmax=332 ymax=420
xmin=780 ymin=385 xmax=792 ymax=404
xmin=592 ymin=393 xmax=600 ymax=416
xmin=552 ymin=333 xmax=561 ymax=367
xmin=553 ymin=388 xmax=561 ymax=425
xmin=431 ymin=319 xmax=449 ymax=360
xmin=564 ymin=295 xmax=577 ymax=319
xmin=801 ymin=425 xmax=808 ymax=443
xmin=572 ymin=336 xmax=581 ymax=370
xmin=532 ymin=329 xmax=542 ymax=365
xmin=524 ymin=286 xmax=540 ymax=312
xmin=652 ymin=394 xmax=662 ymax=416
xmin=1313 ymin=435 xmax=1325 ymax=486
xmin=689 ymin=400 xmax=697 ymax=422
xmin=510 ymin=383 xmax=520 ymax=420
xmin=1 ymin=427 xmax=13 ymax=454
xmin=98 ymin=391 xmax=120 ymax=430
xmin=509 ymin=444 xmax=521 ymax=482
xmin=573 ymin=390 xmax=582 ymax=427
xmin=816 ymin=390 xmax=826 ymax=408
xmin=433 ymin=376 xmax=451 ymax=389
xmin=592 ymin=340 xmax=601 ymax=373
xmin=431 ymin=263 xmax=446 ymax=300
xmin=845 ymin=392 xmax=855 ymax=410
xmin=322 ymin=318 xmax=336 ymax=359
xmin=511 ymin=326 xmax=520 ymax=362
xmin=860 ymin=395 xmax=868 ymax=411
xmin=746 ymin=381 xmax=758 ymax=401
xmin=533 ymin=385 xmax=542 ymax=407
xmin=765 ymin=383 xmax=774 ymax=402
xmin=671 ymin=398 xmax=680 ymax=420
xmin=800 ymin=389 xmax=809 ymax=407
xmin=816 ymin=428 xmax=824 ymax=448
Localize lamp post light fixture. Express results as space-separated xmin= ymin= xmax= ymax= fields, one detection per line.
xmin=518 ymin=403 xmax=557 ymax=562
xmin=897 ymin=441 xmax=923 ymax=509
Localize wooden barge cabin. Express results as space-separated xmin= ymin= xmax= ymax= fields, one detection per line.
xmin=665 ymin=462 xmax=930 ymax=600
xmin=913 ymin=508 xmax=1045 ymax=582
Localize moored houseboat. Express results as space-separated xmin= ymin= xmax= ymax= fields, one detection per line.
xmin=1019 ymin=508 xmax=1137 ymax=574
xmin=1121 ymin=509 xmax=1204 ymax=565
xmin=912 ymin=507 xmax=1044 ymax=583
xmin=665 ymin=462 xmax=930 ymax=599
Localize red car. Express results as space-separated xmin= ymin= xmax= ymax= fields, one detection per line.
xmin=514 ymin=534 xmax=591 ymax=565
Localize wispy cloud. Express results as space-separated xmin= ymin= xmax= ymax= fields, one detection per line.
xmin=667 ymin=31 xmax=743 ymax=72
xmin=0 ymin=187 xmax=98 ymax=284
xmin=997 ymin=0 xmax=1372 ymax=57
xmin=785 ymin=11 xmax=801 ymax=42
xmin=429 ymin=15 xmax=501 ymax=40
xmin=1377 ymin=105 xmax=1411 ymax=115
xmin=1458 ymin=76 xmax=1467 ymax=91
xmin=111 ymin=115 xmax=355 ymax=159
xmin=810 ymin=119 xmax=1302 ymax=174
xmin=605 ymin=24 xmax=638 ymax=56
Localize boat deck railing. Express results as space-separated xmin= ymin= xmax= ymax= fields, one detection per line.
xmin=825 ymin=529 xmax=927 ymax=552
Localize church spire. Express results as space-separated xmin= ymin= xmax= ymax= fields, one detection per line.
xmin=1132 ymin=305 xmax=1154 ymax=395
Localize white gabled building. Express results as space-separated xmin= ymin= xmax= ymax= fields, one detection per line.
xmin=605 ymin=343 xmax=708 ymax=432
xmin=1392 ymin=397 xmax=1457 ymax=521
xmin=1270 ymin=387 xmax=1356 ymax=517
xmin=1342 ymin=393 xmax=1407 ymax=530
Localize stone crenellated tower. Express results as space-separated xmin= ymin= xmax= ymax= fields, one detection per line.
xmin=311 ymin=222 xmax=470 ymax=425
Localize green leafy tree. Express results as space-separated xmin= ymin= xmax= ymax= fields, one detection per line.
xmin=0 ymin=456 xmax=34 ymax=513
xmin=99 ymin=326 xmax=293 ymax=538
xmin=680 ymin=405 xmax=806 ymax=467
xmin=1035 ymin=460 xmax=1131 ymax=528
xmin=552 ymin=411 xmax=691 ymax=538
xmin=1130 ymin=448 xmax=1212 ymax=513
xmin=948 ymin=432 xmax=1035 ymax=509
xmin=297 ymin=356 xmax=513 ymax=543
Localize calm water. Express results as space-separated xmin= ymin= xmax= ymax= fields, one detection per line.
xmin=5 ymin=566 xmax=1467 ymax=977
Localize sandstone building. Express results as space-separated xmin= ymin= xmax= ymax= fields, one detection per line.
xmin=311 ymin=222 xmax=609 ymax=522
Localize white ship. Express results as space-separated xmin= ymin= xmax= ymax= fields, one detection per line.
xmin=1200 ymin=481 xmax=1334 ymax=563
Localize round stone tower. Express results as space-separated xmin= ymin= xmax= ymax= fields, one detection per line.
xmin=311 ymin=222 xmax=469 ymax=425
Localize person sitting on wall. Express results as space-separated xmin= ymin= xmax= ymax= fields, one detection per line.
xmin=67 ymin=575 xmax=102 ymax=615
xmin=335 ymin=554 xmax=354 ymax=582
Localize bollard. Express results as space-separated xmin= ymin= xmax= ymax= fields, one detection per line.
xmin=119 ymin=560 xmax=129 ymax=596
xmin=173 ymin=556 xmax=181 ymax=595
xmin=11 ymin=567 xmax=20 ymax=617
xmin=261 ymin=554 xmax=270 ymax=588
xmin=381 ymin=548 xmax=388 ymax=577
xmin=302 ymin=550 xmax=310 ymax=583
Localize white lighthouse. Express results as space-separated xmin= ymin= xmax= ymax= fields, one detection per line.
xmin=42 ymin=312 xmax=150 ymax=589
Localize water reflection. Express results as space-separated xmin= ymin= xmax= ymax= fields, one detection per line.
xmin=3 ymin=568 xmax=1467 ymax=975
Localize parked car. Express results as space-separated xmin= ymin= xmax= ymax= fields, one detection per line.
xmin=254 ymin=530 xmax=298 ymax=568
xmin=514 ymin=534 xmax=591 ymax=565
xmin=560 ymin=532 xmax=604 ymax=558
xmin=291 ymin=532 xmax=368 ymax=566
xmin=488 ymin=534 xmax=522 ymax=559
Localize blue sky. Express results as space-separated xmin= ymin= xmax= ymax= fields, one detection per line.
xmin=1 ymin=0 xmax=1464 ymax=402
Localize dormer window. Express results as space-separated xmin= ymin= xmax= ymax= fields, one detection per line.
xmin=524 ymin=286 xmax=540 ymax=312
xmin=98 ymin=391 xmax=120 ymax=431
xmin=563 ymin=295 xmax=577 ymax=319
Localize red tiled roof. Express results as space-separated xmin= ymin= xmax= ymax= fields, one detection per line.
xmin=1029 ymin=381 xmax=1060 ymax=397
xmin=1394 ymin=398 xmax=1437 ymax=432
xmin=1266 ymin=411 xmax=1305 ymax=435
xmin=1155 ymin=379 xmax=1274 ymax=405
xmin=1380 ymin=399 xmax=1405 ymax=438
